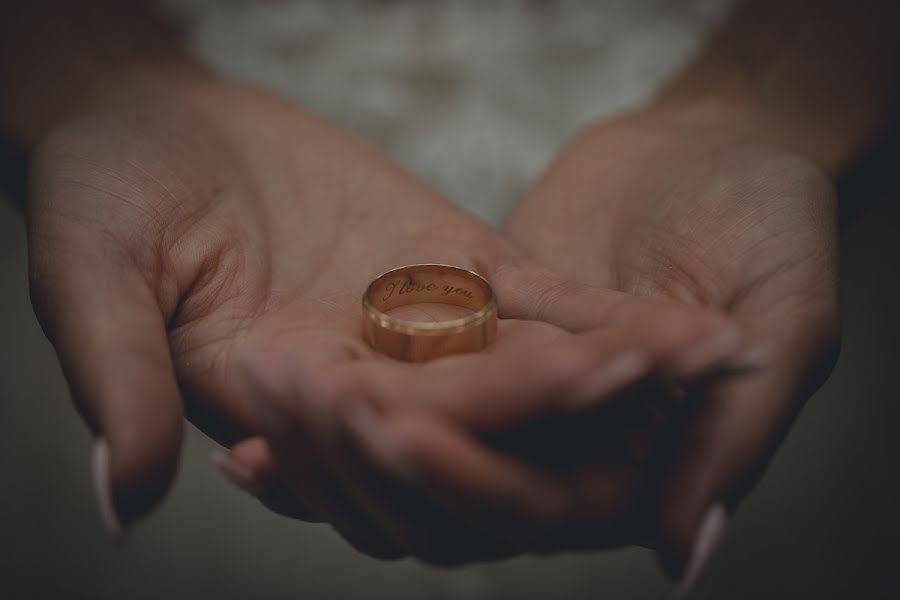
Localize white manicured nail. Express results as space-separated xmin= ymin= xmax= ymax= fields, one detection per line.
xmin=672 ymin=327 xmax=743 ymax=378
xmin=91 ymin=439 xmax=125 ymax=540
xmin=568 ymin=351 xmax=651 ymax=411
xmin=211 ymin=451 xmax=265 ymax=497
xmin=672 ymin=504 xmax=728 ymax=600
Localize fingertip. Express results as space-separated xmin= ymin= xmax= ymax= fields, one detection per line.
xmin=665 ymin=504 xmax=729 ymax=599
xmin=212 ymin=440 xmax=320 ymax=521
xmin=100 ymin=407 xmax=184 ymax=529
xmin=211 ymin=449 xmax=266 ymax=497
xmin=655 ymin=433 xmax=734 ymax=580
xmin=566 ymin=349 xmax=653 ymax=411
xmin=665 ymin=321 xmax=744 ymax=380
xmin=218 ymin=437 xmax=277 ymax=487
xmin=655 ymin=477 xmax=716 ymax=578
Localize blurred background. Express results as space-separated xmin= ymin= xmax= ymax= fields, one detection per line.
xmin=1 ymin=1 xmax=898 ymax=598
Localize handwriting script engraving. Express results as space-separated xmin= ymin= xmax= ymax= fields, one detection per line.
xmin=382 ymin=279 xmax=437 ymax=302
xmin=440 ymin=285 xmax=475 ymax=299
xmin=382 ymin=278 xmax=477 ymax=303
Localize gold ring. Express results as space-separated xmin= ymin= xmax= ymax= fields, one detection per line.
xmin=362 ymin=264 xmax=498 ymax=362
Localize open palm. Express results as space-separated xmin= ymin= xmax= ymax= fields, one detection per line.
xmin=508 ymin=109 xmax=841 ymax=571
xmin=27 ymin=82 xmax=742 ymax=560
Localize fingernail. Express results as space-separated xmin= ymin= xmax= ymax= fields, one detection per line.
xmin=684 ymin=346 xmax=769 ymax=389
xmin=211 ymin=451 xmax=265 ymax=497
xmin=725 ymin=344 xmax=769 ymax=373
xmin=567 ymin=350 xmax=651 ymax=411
xmin=344 ymin=403 xmax=418 ymax=483
xmin=670 ymin=327 xmax=743 ymax=378
xmin=91 ymin=439 xmax=125 ymax=540
xmin=671 ymin=504 xmax=728 ymax=600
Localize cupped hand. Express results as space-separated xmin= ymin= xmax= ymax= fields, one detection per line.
xmin=507 ymin=107 xmax=841 ymax=573
xmin=27 ymin=80 xmax=742 ymax=554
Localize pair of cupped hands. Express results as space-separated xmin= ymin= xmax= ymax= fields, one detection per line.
xmin=26 ymin=77 xmax=839 ymax=576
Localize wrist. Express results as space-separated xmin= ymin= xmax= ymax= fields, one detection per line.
xmin=644 ymin=0 xmax=900 ymax=178
xmin=2 ymin=66 xmax=217 ymax=151
xmin=646 ymin=86 xmax=851 ymax=176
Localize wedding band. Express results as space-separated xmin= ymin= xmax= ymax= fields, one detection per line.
xmin=362 ymin=264 xmax=498 ymax=362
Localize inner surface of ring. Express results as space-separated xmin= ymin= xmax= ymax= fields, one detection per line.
xmin=365 ymin=265 xmax=493 ymax=328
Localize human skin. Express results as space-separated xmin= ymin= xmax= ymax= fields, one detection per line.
xmin=507 ymin=0 xmax=900 ymax=581
xmin=2 ymin=0 xmax=743 ymax=559
xmin=508 ymin=110 xmax=842 ymax=575
xmin=246 ymin=0 xmax=900 ymax=584
xmin=4 ymin=0 xmax=898 ymax=588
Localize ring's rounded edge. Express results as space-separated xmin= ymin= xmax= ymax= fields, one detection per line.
xmin=361 ymin=264 xmax=498 ymax=361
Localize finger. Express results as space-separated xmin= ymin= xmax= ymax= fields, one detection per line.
xmin=655 ymin=318 xmax=840 ymax=580
xmin=486 ymin=378 xmax=675 ymax=471
xmin=343 ymin=405 xmax=647 ymax=555
xmin=338 ymin=328 xmax=638 ymax=430
xmin=340 ymin=317 xmax=742 ymax=434
xmin=28 ymin=216 xmax=184 ymax=535
xmin=238 ymin=332 xmax=643 ymax=563
xmin=495 ymin=264 xmax=735 ymax=340
xmin=330 ymin=403 xmax=518 ymax=566
xmin=235 ymin=350 xmax=509 ymax=564
xmin=495 ymin=266 xmax=747 ymax=381
xmin=237 ymin=351 xmax=407 ymax=560
xmin=212 ymin=437 xmax=320 ymax=521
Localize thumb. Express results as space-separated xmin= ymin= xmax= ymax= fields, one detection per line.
xmin=29 ymin=226 xmax=184 ymax=537
xmin=656 ymin=322 xmax=839 ymax=594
